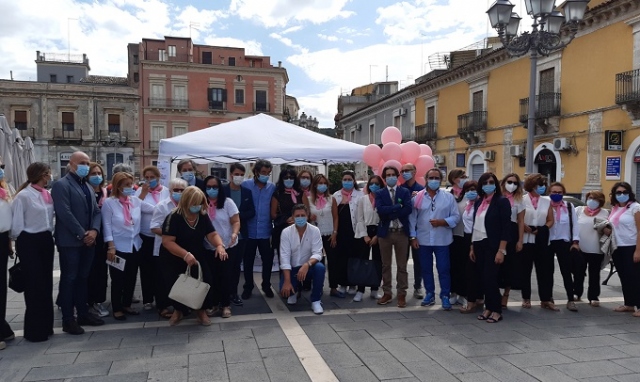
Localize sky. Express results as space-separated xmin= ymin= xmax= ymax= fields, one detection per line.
xmin=0 ymin=0 xmax=528 ymax=129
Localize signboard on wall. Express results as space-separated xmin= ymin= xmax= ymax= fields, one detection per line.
xmin=605 ymin=130 xmax=623 ymax=151
xmin=606 ymin=156 xmax=621 ymax=181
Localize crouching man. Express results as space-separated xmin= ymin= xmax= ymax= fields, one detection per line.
xmin=280 ymin=204 xmax=326 ymax=314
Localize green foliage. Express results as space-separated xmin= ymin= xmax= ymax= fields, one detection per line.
xmin=328 ymin=162 xmax=356 ymax=194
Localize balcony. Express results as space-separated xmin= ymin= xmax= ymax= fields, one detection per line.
xmin=208 ymin=101 xmax=227 ymax=113
xmin=144 ymin=52 xmax=190 ymax=63
xmin=415 ymin=123 xmax=437 ymax=143
xmin=18 ymin=128 xmax=35 ymax=139
xmin=53 ymin=128 xmax=82 ymax=141
xmin=457 ymin=111 xmax=487 ymax=145
xmin=100 ymin=130 xmax=128 ymax=143
xmin=253 ymin=102 xmax=270 ymax=113
xmin=616 ymin=69 xmax=640 ymax=120
xmin=149 ymin=140 xmax=159 ymax=152
xmin=519 ymin=93 xmax=562 ymax=132
xmin=148 ymin=98 xmax=188 ymax=112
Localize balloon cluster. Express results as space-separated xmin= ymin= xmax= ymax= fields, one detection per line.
xmin=362 ymin=126 xmax=435 ymax=186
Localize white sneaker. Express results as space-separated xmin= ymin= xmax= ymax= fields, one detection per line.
xmin=370 ymin=290 xmax=381 ymax=299
xmin=449 ymin=294 xmax=459 ymax=305
xmin=353 ymin=292 xmax=364 ymax=302
xmin=337 ymin=286 xmax=346 ymax=294
xmin=287 ymin=295 xmax=298 ymax=305
xmin=143 ymin=303 xmax=154 ymax=311
xmin=92 ymin=303 xmax=109 ymax=318
xmin=457 ymin=296 xmax=467 ymax=306
xmin=0 ymin=341 xmax=5 ymax=350
xmin=311 ymin=301 xmax=324 ymax=314
xmin=347 ymin=286 xmax=357 ymax=295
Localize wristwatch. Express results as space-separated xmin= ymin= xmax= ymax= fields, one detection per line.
xmin=499 ymin=249 xmax=507 ymax=256
xmin=307 ymin=261 xmax=313 ymax=268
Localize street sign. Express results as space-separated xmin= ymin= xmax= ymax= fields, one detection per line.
xmin=606 ymin=156 xmax=621 ymax=181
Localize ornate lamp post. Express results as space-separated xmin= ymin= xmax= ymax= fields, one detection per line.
xmin=487 ymin=0 xmax=588 ymax=175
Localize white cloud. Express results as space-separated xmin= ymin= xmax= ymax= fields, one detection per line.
xmin=336 ymin=26 xmax=371 ymax=36
xmin=229 ymin=0 xmax=354 ymax=28
xmin=269 ymin=33 xmax=308 ymax=54
xmin=317 ymin=34 xmax=339 ymax=42
xmin=281 ymin=25 xmax=303 ymax=35
xmin=202 ymin=37 xmax=263 ymax=56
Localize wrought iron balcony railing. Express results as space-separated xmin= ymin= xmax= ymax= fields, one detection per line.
xmin=519 ymin=92 xmax=561 ymax=123
xmin=616 ymin=69 xmax=640 ymax=105
xmin=53 ymin=128 xmax=82 ymax=140
xmin=415 ymin=123 xmax=437 ymax=142
xmin=457 ymin=111 xmax=487 ymax=135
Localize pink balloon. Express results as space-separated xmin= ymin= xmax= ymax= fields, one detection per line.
xmin=416 ymin=177 xmax=426 ymax=186
xmin=415 ymin=155 xmax=436 ymax=177
xmin=401 ymin=141 xmax=421 ymax=164
xmin=382 ymin=159 xmax=402 ymax=173
xmin=419 ymin=144 xmax=433 ymax=157
xmin=381 ymin=142 xmax=402 ymax=162
xmin=362 ymin=144 xmax=382 ymax=167
xmin=378 ymin=158 xmax=385 ymax=169
xmin=372 ymin=167 xmax=380 ymax=176
xmin=381 ymin=127 xmax=402 ymax=145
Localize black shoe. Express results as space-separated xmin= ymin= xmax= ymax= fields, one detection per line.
xmin=263 ymin=287 xmax=274 ymax=298
xmin=77 ymin=314 xmax=105 ymax=327
xmin=62 ymin=321 xmax=85 ymax=335
xmin=231 ymin=295 xmax=243 ymax=306
xmin=241 ymin=290 xmax=252 ymax=300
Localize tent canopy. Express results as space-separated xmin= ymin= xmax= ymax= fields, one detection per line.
xmin=159 ymin=114 xmax=365 ymax=165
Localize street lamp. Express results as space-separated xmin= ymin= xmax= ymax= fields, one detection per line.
xmin=106 ymin=134 xmax=128 ymax=178
xmin=487 ymin=0 xmax=588 ymax=175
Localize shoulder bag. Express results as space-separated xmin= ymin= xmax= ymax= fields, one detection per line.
xmin=168 ymin=261 xmax=210 ymax=310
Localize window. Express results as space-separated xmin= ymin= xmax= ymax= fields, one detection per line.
xmin=228 ymin=57 xmax=236 ymax=66
xmin=133 ymin=55 xmax=139 ymax=65
xmin=208 ymin=88 xmax=226 ymax=110
xmin=150 ymin=125 xmax=166 ymax=151
xmin=369 ymin=124 xmax=374 ymax=144
xmin=377 ymin=84 xmax=391 ymax=95
xmin=150 ymin=84 xmax=165 ymax=107
xmin=173 ymin=85 xmax=187 ymax=108
xmin=50 ymin=74 xmax=57 ymax=83
xmin=133 ymin=73 xmax=139 ymax=82
xmin=168 ymin=45 xmax=176 ymax=57
xmin=393 ymin=116 xmax=401 ymax=128
xmin=350 ymin=130 xmax=355 ymax=142
xmin=235 ymin=89 xmax=244 ymax=104
xmin=540 ymin=68 xmax=555 ymax=94
xmin=14 ymin=110 xmax=27 ymax=130
xmin=427 ymin=106 xmax=435 ymax=124
xmin=255 ymin=90 xmax=267 ymax=111
xmin=108 ymin=114 xmax=120 ymax=133
xmin=158 ymin=49 xmax=167 ymax=61
xmin=202 ymin=52 xmax=212 ymax=64
xmin=61 ymin=112 xmax=74 ymax=131
xmin=173 ymin=126 xmax=187 ymax=136
xmin=472 ymin=91 xmax=483 ymax=111
xmin=250 ymin=60 xmax=255 ymax=68
xmin=67 ymin=75 xmax=74 ymax=83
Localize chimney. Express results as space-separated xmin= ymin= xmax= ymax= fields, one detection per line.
xmin=278 ymin=61 xmax=282 ymax=68
xmin=36 ymin=51 xmax=40 ymax=60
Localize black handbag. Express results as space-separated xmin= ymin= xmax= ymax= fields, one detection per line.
xmin=8 ymin=256 xmax=25 ymax=293
xmin=347 ymin=257 xmax=381 ymax=287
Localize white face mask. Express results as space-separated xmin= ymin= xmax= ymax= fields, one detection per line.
xmin=232 ymin=176 xmax=244 ymax=186
xmin=505 ymin=183 xmax=517 ymax=193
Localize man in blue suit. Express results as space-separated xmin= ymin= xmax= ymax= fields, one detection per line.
xmin=375 ymin=166 xmax=413 ymax=307
xmin=52 ymin=151 xmax=104 ymax=335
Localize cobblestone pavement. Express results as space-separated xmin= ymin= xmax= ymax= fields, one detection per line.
xmin=2 ymin=257 xmax=639 ymax=382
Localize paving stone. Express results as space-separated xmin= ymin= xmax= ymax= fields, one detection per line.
xmin=119 ymin=333 xmax=187 ymax=348
xmin=295 ymin=314 xmax=355 ymax=326
xmin=403 ymin=360 xmax=460 ymax=382
xmin=580 ymin=378 xmax=619 ymax=382
xmin=522 ymin=366 xmax=579 ymax=382
xmin=46 ymin=336 xmax=122 ymax=354
xmin=552 ymin=360 xmax=633 ymax=379
xmin=302 ymin=323 xmax=343 ymax=344
xmin=612 ymin=374 xmax=640 ymax=382
xmin=356 ymin=350 xmax=414 ymax=380
xmin=261 ymin=347 xmax=310 ymax=382
xmin=315 ymin=343 xmax=364 ymax=368
xmin=423 ymin=323 xmax=488 ymax=336
xmin=330 ymin=319 xmax=392 ymax=332
xmin=188 ymin=352 xmax=228 ymax=382
xmin=68 ymin=372 xmax=149 ymax=382
xmin=456 ymin=371 xmax=502 ymax=382
xmin=109 ymin=355 xmax=188 ymax=374
xmin=219 ymin=319 xmax=279 ymax=331
xmin=451 ymin=342 xmax=523 ymax=358
xmin=23 ymin=361 xmax=111 ymax=381
xmin=227 ymin=361 xmax=270 ymax=382
xmin=156 ymin=322 xmax=221 ymax=336
xmin=75 ymin=346 xmax=152 ymax=364
xmin=509 ymin=338 xmax=573 ymax=353
xmin=612 ymin=357 xmax=640 ymax=373
xmin=502 ymin=351 xmax=574 ymax=368
xmin=189 ymin=328 xmax=254 ymax=343
xmin=252 ymin=326 xmax=290 ymax=349
xmin=559 ymin=335 xmax=631 ymax=349
xmin=89 ymin=328 xmax=159 ymax=339
xmin=152 ymin=340 xmax=224 ymax=358
xmin=330 ymin=365 xmax=379 ymax=382
xmin=470 ymin=356 xmax=539 ymax=382
xmin=559 ymin=347 xmax=630 ymax=362
xmin=614 ymin=343 xmax=640 ymax=357
xmin=545 ymin=325 xmax=629 ymax=338
xmin=147 ymin=368 xmax=188 ymax=382
xmin=365 ymin=325 xmax=432 ymax=340
xmin=409 ymin=334 xmax=475 ymax=350
xmin=409 ymin=344 xmax=479 ymax=374
xmin=348 ymin=312 xmax=406 ymax=321
xmin=465 ymin=329 xmax=531 ymax=344
xmin=337 ymin=329 xmax=385 ymax=353
xmin=0 ymin=351 xmax=78 ymax=368
xmin=378 ymin=338 xmax=430 ymax=362
xmin=0 ymin=366 xmax=32 ymax=382
xmin=223 ymin=338 xmax=262 ymax=363
xmin=612 ymin=332 xmax=640 ymax=344
xmin=514 ymin=328 xmax=560 ymax=341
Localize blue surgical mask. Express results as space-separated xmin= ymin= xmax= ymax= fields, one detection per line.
xmin=76 ymin=164 xmax=90 ymax=177
xmin=386 ymin=176 xmax=398 ymax=187
xmin=181 ymin=171 xmax=195 ymax=182
xmin=617 ymin=193 xmax=630 ymax=204
xmin=427 ymin=180 xmax=440 ymax=191
xmin=0 ymin=168 xmax=4 ymax=180
xmin=206 ymin=188 xmax=219 ymax=198
xmin=342 ymin=180 xmax=354 ymax=190
xmin=122 ymin=187 xmax=135 ymax=196
xmin=402 ymin=172 xmax=412 ymax=181
xmin=172 ymin=192 xmax=182 ymax=202
xmin=189 ymin=205 xmax=201 ymax=214
xmin=258 ymin=174 xmax=270 ymax=183
xmin=300 ymin=179 xmax=311 ymax=188
xmin=283 ymin=179 xmax=294 ymax=188
xmin=148 ymin=179 xmax=158 ymax=188
xmin=458 ymin=178 xmax=468 ymax=188
xmin=88 ymin=175 xmax=103 ymax=186
xmin=586 ymin=199 xmax=600 ymax=210
xmin=465 ymin=191 xmax=478 ymax=200
xmin=369 ymin=184 xmax=380 ymax=193
xmin=536 ymin=185 xmax=546 ymax=195
xmin=294 ymin=217 xmax=307 ymax=227
xmin=317 ymin=184 xmax=328 ymax=193
xmin=482 ymin=184 xmax=496 ymax=194
xmin=550 ymin=194 xmax=563 ymax=203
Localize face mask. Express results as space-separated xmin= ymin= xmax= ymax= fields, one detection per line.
xmin=294 ymin=217 xmax=307 ymax=227
xmin=76 ymin=164 xmax=90 ymax=177
xmin=258 ymin=174 xmax=270 ymax=184
xmin=458 ymin=178 xmax=468 ymax=188
xmin=536 ymin=185 xmax=546 ymax=195
xmin=386 ymin=176 xmax=398 ymax=187
xmin=317 ymin=184 xmax=328 ymax=193
xmin=427 ymin=180 xmax=440 ymax=191
xmin=122 ymin=187 xmax=135 ymax=197
xmin=505 ymin=183 xmax=517 ymax=193
xmin=482 ymin=184 xmax=496 ymax=194
xmin=401 ymin=172 xmax=413 ymax=181
xmin=44 ymin=175 xmax=53 ymax=188
xmin=586 ymin=199 xmax=600 ymax=210
xmin=206 ymin=188 xmax=219 ymax=198
xmin=148 ymin=179 xmax=158 ymax=188
xmin=369 ymin=184 xmax=380 ymax=193
xmin=172 ymin=192 xmax=182 ymax=202
xmin=189 ymin=205 xmax=201 ymax=214
xmin=465 ymin=191 xmax=478 ymax=200
xmin=88 ymin=175 xmax=103 ymax=186
xmin=0 ymin=168 xmax=4 ymax=180
xmin=181 ymin=171 xmax=195 ymax=182
xmin=300 ymin=179 xmax=311 ymax=188
xmin=283 ymin=179 xmax=294 ymax=188
xmin=232 ymin=176 xmax=244 ymax=186
xmin=550 ymin=194 xmax=563 ymax=203
xmin=617 ymin=193 xmax=630 ymax=204
xmin=342 ymin=180 xmax=354 ymax=190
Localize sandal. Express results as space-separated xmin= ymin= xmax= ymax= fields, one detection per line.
xmin=196 ymin=311 xmax=211 ymax=326
xmin=521 ymin=299 xmax=531 ymax=309
xmin=566 ymin=301 xmax=578 ymax=312
xmin=501 ymin=293 xmax=509 ymax=308
xmin=158 ymin=309 xmax=172 ymax=319
xmin=541 ymin=301 xmax=560 ymax=311
xmin=123 ymin=307 xmax=140 ymax=315
xmin=632 ymin=310 xmax=640 ymax=317
xmin=589 ymin=300 xmax=600 ymax=307
xmin=169 ymin=311 xmax=183 ymax=326
xmin=486 ymin=313 xmax=503 ymax=323
xmin=477 ymin=310 xmax=491 ymax=321
xmin=460 ymin=302 xmax=477 ymax=314
xmin=614 ymin=305 xmax=635 ymax=312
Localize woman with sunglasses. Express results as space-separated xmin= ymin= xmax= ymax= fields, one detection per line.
xmin=271 ymin=169 xmax=308 ymax=261
xmin=498 ymin=173 xmax=525 ymax=309
xmin=520 ymin=174 xmax=555 ymax=310
xmin=470 ymin=173 xmax=510 ymax=323
xmin=608 ymin=182 xmax=640 ymax=317
xmin=456 ymin=180 xmax=481 ymax=313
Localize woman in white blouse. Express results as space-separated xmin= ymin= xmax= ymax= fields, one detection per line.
xmin=354 ymin=175 xmax=383 ymax=302
xmin=608 ymin=182 xmax=640 ymax=316
xmin=498 ymin=173 xmax=525 ymax=308
xmin=457 ymin=180 xmax=480 ymax=313
xmin=449 ymin=172 xmax=472 ymax=308
xmin=11 ymin=162 xmax=55 ymax=342
xmin=575 ymin=190 xmax=609 ymax=307
xmin=102 ymin=172 xmax=154 ymax=320
xmin=0 ymin=160 xmax=15 ymax=346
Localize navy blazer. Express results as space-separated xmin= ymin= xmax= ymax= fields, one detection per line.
xmin=472 ymin=195 xmax=511 ymax=250
xmin=222 ymin=184 xmax=256 ymax=238
xmin=375 ymin=186 xmax=413 ymax=238
xmin=51 ymin=173 xmax=102 ymax=247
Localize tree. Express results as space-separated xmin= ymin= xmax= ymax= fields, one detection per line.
xmin=328 ymin=162 xmax=357 ymax=194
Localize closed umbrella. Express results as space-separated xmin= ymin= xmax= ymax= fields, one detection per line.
xmin=11 ymin=128 xmax=26 ymax=187
xmin=0 ymin=115 xmax=15 ymax=187
xmin=23 ymin=136 xmax=36 ymax=166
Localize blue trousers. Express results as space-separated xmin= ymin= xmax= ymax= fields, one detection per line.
xmin=418 ymin=245 xmax=451 ymax=298
xmin=58 ymin=245 xmax=95 ymax=322
xmin=279 ymin=262 xmax=326 ymax=302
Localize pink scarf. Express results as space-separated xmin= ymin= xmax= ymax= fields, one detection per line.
xmin=477 ymin=194 xmax=494 ymax=215
xmin=341 ymin=189 xmax=353 ymax=203
xmin=585 ymin=207 xmax=601 ymax=216
xmin=551 ymin=200 xmax=567 ymax=221
xmin=368 ymin=192 xmax=376 ymax=208
xmin=414 ymin=189 xmax=426 ymax=209
xmin=119 ymin=196 xmax=133 ymax=225
xmin=149 ymin=185 xmax=163 ymax=203
xmin=97 ymin=187 xmax=107 ymax=207
xmin=31 ymin=184 xmax=52 ymax=204
xmin=285 ymin=188 xmax=299 ymax=204
xmin=0 ymin=187 xmax=7 ymax=201
xmin=465 ymin=200 xmax=474 ymax=213
xmin=302 ymin=188 xmax=310 ymax=198
xmin=452 ymin=185 xmax=462 ymax=198
xmin=610 ymin=205 xmax=627 ymax=227
xmin=208 ymin=200 xmax=217 ymax=220
xmin=316 ymin=194 xmax=327 ymax=210
xmin=530 ymin=194 xmax=540 ymax=209
xmin=505 ymin=192 xmax=514 ymax=207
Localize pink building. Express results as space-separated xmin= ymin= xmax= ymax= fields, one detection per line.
xmin=127 ymin=36 xmax=289 ymax=168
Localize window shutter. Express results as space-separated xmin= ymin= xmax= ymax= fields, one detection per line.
xmin=14 ymin=111 xmax=27 ymax=123
xmin=61 ymin=112 xmax=74 ymax=124
xmin=108 ymin=114 xmax=120 ymax=125
xmin=207 ymin=88 xmax=212 ymax=101
xmin=222 ymin=89 xmax=227 ymax=102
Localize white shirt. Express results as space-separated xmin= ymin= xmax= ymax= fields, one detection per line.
xmin=472 ymin=208 xmax=488 ymax=242
xmin=10 ymin=187 xmax=54 ymax=238
xmin=0 ymin=197 xmax=11 ymax=233
xmin=309 ymin=194 xmax=335 ymax=236
xmin=279 ymin=223 xmax=323 ymax=270
xmin=549 ymin=201 xmax=579 ymax=242
xmin=205 ymin=198 xmax=239 ymax=250
xmin=462 ymin=202 xmax=475 ymax=235
xmin=355 ymin=194 xmax=380 ymax=238
xmin=522 ymin=194 xmax=551 ymax=244
xmin=576 ymin=206 xmax=609 ymax=254
xmin=409 ymin=189 xmax=460 ymax=246
xmin=386 ymin=186 xmax=403 ymax=228
xmin=509 ymin=199 xmax=525 ymax=223
xmin=135 ymin=186 xmax=170 ymax=237
xmin=453 ymin=198 xmax=467 ymax=237
xmin=333 ymin=189 xmax=364 ymax=232
xmin=612 ymin=202 xmax=640 ymax=246
xmin=102 ymin=197 xmax=154 ymax=253
xmin=150 ymin=197 xmax=178 ymax=256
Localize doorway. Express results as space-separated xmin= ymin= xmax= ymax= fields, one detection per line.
xmin=535 ymin=148 xmax=557 ymax=183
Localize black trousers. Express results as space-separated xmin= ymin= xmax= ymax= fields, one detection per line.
xmin=243 ymin=239 xmax=273 ymax=292
xmin=208 ymin=245 xmax=240 ymax=308
xmin=332 ymin=233 xmax=356 ymax=287
xmin=462 ymin=234 xmax=482 ymax=302
xmin=499 ymin=222 xmax=519 ymax=290
xmin=0 ymin=231 xmax=15 ymax=339
xmin=551 ymin=240 xmax=585 ymax=302
xmin=355 ymin=225 xmax=382 ymax=293
xmin=473 ymin=239 xmax=501 ymax=314
xmin=519 ymin=243 xmax=554 ymax=301
xmin=87 ymin=237 xmax=108 ymax=305
xmin=450 ymin=235 xmax=468 ymax=296
xmin=16 ymin=231 xmax=54 ymax=342
xmin=580 ymin=252 xmax=604 ymax=301
xmin=162 ymin=250 xmax=215 ymax=314
xmin=139 ymin=235 xmax=157 ymax=304
xmin=612 ymin=246 xmax=640 ymax=308
xmin=231 ymin=239 xmax=247 ymax=296
xmin=110 ymin=250 xmax=139 ymax=313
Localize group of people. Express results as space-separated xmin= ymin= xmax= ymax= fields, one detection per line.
xmin=1 ymin=153 xmax=640 ymax=348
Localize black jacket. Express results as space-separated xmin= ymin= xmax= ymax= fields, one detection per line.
xmin=472 ymin=195 xmax=511 ymax=250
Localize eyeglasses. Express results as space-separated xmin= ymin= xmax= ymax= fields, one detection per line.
xmin=172 ymin=188 xmax=185 ymax=192
xmin=550 ymin=191 xmax=563 ymax=195
xmin=506 ymin=180 xmax=517 ymax=185
xmin=0 ymin=164 xmax=4 ymax=169
xmin=206 ymin=187 xmax=219 ymax=190
xmin=427 ymin=177 xmax=440 ymax=180
xmin=283 ymin=176 xmax=295 ymax=180
xmin=615 ymin=190 xmax=629 ymax=196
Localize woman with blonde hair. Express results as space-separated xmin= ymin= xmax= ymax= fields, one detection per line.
xmin=160 ymin=186 xmax=227 ymax=326
xmin=0 ymin=158 xmax=15 ymax=346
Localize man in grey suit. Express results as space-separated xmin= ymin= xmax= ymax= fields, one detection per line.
xmin=52 ymin=151 xmax=104 ymax=334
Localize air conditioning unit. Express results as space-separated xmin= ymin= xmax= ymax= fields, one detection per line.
xmin=509 ymin=145 xmax=522 ymax=157
xmin=354 ymin=124 xmax=362 ymax=131
xmin=433 ymin=154 xmax=445 ymax=165
xmin=484 ymin=150 xmax=496 ymax=162
xmin=400 ymin=108 xmax=408 ymax=116
xmin=96 ymin=160 xmax=103 ymax=165
xmin=553 ymin=138 xmax=569 ymax=151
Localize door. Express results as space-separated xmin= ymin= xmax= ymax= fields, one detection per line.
xmin=106 ymin=153 xmax=124 ymax=180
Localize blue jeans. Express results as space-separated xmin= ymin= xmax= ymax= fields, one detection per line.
xmin=279 ymin=262 xmax=326 ymax=302
xmin=418 ymin=245 xmax=451 ymax=298
xmin=58 ymin=246 xmax=95 ymax=322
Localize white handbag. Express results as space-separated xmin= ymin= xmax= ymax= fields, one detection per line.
xmin=168 ymin=261 xmax=210 ymax=310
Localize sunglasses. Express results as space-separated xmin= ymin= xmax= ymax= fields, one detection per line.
xmin=615 ymin=191 xmax=629 ymax=196
xmin=506 ymin=180 xmax=517 ymax=185
xmin=172 ymin=188 xmax=185 ymax=192
xmin=283 ymin=176 xmax=295 ymax=180
xmin=427 ymin=177 xmax=440 ymax=180
xmin=206 ymin=186 xmax=219 ymax=190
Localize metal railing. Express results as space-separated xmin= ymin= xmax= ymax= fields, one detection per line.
xmin=148 ymin=98 xmax=189 ymax=109
xmin=616 ymin=69 xmax=640 ymax=104
xmin=18 ymin=128 xmax=35 ymax=139
xmin=415 ymin=123 xmax=437 ymax=141
xmin=100 ymin=130 xmax=128 ymax=142
xmin=519 ymin=93 xmax=561 ymax=123
xmin=253 ymin=102 xmax=270 ymax=112
xmin=149 ymin=140 xmax=159 ymax=151
xmin=208 ymin=101 xmax=227 ymax=111
xmin=53 ymin=128 xmax=82 ymax=140
xmin=144 ymin=52 xmax=190 ymax=63
xmin=457 ymin=111 xmax=487 ymax=134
